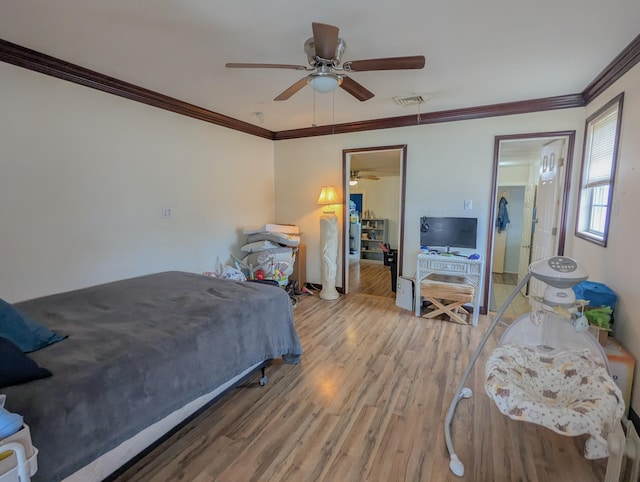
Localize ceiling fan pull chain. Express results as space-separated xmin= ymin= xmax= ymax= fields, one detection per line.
xmin=312 ymin=88 xmax=317 ymax=127
xmin=332 ymin=89 xmax=336 ymax=135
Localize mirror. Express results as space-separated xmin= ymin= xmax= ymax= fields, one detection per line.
xmin=341 ymin=145 xmax=407 ymax=296
xmin=484 ymin=132 xmax=575 ymax=318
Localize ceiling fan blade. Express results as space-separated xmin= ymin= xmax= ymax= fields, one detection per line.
xmin=226 ymin=62 xmax=308 ymax=70
xmin=340 ymin=76 xmax=374 ymax=101
xmin=274 ymin=77 xmax=309 ymax=101
xmin=312 ymin=22 xmax=339 ymax=60
xmin=347 ymin=55 xmax=426 ymax=72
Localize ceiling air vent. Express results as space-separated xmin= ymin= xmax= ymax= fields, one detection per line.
xmin=393 ymin=95 xmax=426 ymax=106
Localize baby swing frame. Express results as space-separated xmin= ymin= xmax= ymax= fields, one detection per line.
xmin=444 ymin=262 xmax=625 ymax=480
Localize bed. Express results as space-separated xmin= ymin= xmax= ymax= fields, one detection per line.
xmin=2 ymin=271 xmax=303 ymax=482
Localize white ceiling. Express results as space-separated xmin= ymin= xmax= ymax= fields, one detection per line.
xmin=2 ymin=1 xmax=639 ymax=132
xmin=499 ymin=138 xmax=558 ymax=167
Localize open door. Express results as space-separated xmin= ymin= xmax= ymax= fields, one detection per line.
xmin=529 ymin=138 xmax=567 ymax=299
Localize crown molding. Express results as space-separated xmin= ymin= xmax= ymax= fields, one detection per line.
xmin=582 ymin=33 xmax=640 ymax=104
xmin=3 ymin=32 xmax=640 ymax=141
xmin=0 ymin=38 xmax=274 ymax=140
xmin=273 ymin=94 xmax=585 ymax=140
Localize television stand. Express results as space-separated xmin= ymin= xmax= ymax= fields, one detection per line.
xmin=414 ymin=252 xmax=484 ymax=326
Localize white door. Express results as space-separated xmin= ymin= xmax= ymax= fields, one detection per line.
xmin=529 ymin=139 xmax=565 ymax=298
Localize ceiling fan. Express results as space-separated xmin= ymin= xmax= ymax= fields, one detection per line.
xmin=226 ymin=22 xmax=425 ymax=102
xmin=351 ymin=170 xmax=380 ymax=181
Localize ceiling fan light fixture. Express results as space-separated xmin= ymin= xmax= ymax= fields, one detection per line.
xmin=309 ymin=73 xmax=342 ymax=93
xmin=349 ymin=179 xmax=358 ymax=186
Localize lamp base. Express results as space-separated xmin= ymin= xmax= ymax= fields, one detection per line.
xmin=319 ymin=212 xmax=339 ymax=301
xmin=319 ymin=286 xmax=340 ymax=301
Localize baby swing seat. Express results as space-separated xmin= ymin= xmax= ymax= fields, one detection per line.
xmin=485 ymin=311 xmax=625 ymax=460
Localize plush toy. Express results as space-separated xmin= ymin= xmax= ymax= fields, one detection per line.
xmin=0 ymin=394 xmax=23 ymax=438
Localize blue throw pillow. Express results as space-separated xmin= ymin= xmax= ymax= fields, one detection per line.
xmin=0 ymin=298 xmax=65 ymax=352
xmin=0 ymin=337 xmax=52 ymax=389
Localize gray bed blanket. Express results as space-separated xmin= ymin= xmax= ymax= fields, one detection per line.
xmin=3 ymin=271 xmax=302 ymax=482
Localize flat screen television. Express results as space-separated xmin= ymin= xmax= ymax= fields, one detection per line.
xmin=420 ymin=216 xmax=478 ymax=250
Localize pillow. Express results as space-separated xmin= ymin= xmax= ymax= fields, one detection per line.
xmin=0 ymin=298 xmax=66 ymax=352
xmin=240 ymin=240 xmax=280 ymax=253
xmin=0 ymin=337 xmax=52 ymax=389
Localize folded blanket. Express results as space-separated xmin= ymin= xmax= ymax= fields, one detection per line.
xmin=246 ymin=232 xmax=301 ymax=247
xmin=241 ymin=240 xmax=282 ymax=253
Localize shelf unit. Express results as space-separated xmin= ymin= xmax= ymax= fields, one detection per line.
xmin=360 ymin=218 xmax=389 ymax=263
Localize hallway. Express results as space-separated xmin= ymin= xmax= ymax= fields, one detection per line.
xmin=348 ymin=256 xmax=395 ymax=298
xmin=491 ymin=272 xmax=531 ymax=320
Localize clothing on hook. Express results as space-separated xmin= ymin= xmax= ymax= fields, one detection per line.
xmin=496 ymin=196 xmax=510 ymax=233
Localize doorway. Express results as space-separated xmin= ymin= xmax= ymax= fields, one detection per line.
xmin=341 ymin=145 xmax=407 ymax=296
xmin=484 ymin=131 xmax=576 ymax=318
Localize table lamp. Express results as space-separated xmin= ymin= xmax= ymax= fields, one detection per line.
xmin=317 ymin=186 xmax=340 ymax=300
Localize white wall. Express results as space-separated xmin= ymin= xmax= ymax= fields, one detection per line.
xmin=350 ymin=176 xmax=401 ymax=248
xmin=498 ymin=186 xmax=525 ymax=273
xmin=0 ymin=62 xmax=275 ymax=302
xmin=566 ymin=62 xmax=640 ymax=413
xmin=274 ymin=108 xmax=585 ymax=293
xmin=498 ymin=165 xmax=530 ymax=185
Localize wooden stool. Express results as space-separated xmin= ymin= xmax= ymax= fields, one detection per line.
xmin=420 ymin=273 xmax=475 ymax=325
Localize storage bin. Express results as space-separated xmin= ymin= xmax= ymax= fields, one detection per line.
xmin=604 ymin=338 xmax=636 ymax=418
xmin=0 ymin=448 xmax=37 ymax=482
xmin=573 ymin=281 xmax=617 ymax=309
xmin=0 ymin=425 xmax=36 ymax=481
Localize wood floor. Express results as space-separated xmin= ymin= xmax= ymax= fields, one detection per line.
xmin=348 ymin=257 xmax=395 ymax=298
xmin=113 ymin=268 xmax=607 ymax=482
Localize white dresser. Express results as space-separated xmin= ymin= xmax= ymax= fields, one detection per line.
xmin=414 ymin=253 xmax=484 ymax=326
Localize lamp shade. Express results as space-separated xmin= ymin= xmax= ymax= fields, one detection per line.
xmin=317 ymin=186 xmax=340 ymax=205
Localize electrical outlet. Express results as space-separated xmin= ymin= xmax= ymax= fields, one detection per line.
xmin=464 ymin=200 xmax=472 ymax=210
xmin=161 ymin=208 xmax=172 ymax=218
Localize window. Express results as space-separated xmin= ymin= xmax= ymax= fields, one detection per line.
xmin=576 ymin=93 xmax=624 ymax=246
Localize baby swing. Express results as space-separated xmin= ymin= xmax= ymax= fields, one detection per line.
xmin=444 ymin=256 xmax=625 ymax=480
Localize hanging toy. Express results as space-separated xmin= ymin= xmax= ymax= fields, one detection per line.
xmin=573 ymin=299 xmax=589 ymax=332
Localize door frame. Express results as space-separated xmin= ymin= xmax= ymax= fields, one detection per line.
xmin=483 ymin=131 xmax=576 ymax=313
xmin=341 ymin=144 xmax=407 ymax=294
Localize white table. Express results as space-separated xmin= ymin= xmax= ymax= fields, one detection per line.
xmin=415 ymin=253 xmax=484 ymax=326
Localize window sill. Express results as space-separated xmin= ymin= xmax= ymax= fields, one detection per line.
xmin=575 ymin=230 xmax=607 ymax=247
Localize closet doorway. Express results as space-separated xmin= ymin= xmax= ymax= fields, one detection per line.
xmin=341 ymin=145 xmax=407 ymax=296
xmin=484 ymin=131 xmax=575 ymax=319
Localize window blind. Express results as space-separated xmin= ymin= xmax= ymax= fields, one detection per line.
xmin=584 ymin=105 xmax=618 ymax=188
